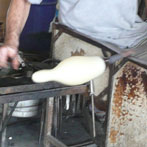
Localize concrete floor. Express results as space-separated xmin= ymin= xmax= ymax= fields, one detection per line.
xmin=3 ymin=108 xmax=105 ymax=147
xmin=6 ymin=118 xmax=41 ymax=147
xmin=5 ymin=118 xmax=99 ymax=147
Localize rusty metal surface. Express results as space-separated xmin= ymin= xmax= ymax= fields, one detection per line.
xmin=44 ymin=98 xmax=54 ymax=147
xmin=0 ymin=81 xmax=67 ymax=95
xmin=106 ymin=61 xmax=147 ymax=147
xmin=0 ymin=84 xmax=88 ymax=104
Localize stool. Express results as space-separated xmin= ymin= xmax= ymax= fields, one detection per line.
xmin=42 ymin=80 xmax=96 ymax=147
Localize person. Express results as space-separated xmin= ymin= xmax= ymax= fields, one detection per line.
xmin=0 ymin=0 xmax=31 ymax=69
xmin=0 ymin=0 xmax=147 ymax=69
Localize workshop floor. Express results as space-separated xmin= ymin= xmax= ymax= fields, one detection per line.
xmin=6 ymin=118 xmax=41 ymax=147
xmin=4 ymin=108 xmax=105 ymax=147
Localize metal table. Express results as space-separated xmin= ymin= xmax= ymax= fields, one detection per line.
xmin=0 ymin=77 xmax=89 ymax=147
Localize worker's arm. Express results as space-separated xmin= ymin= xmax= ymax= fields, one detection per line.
xmin=0 ymin=0 xmax=31 ymax=69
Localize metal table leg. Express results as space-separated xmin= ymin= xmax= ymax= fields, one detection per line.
xmin=44 ymin=97 xmax=54 ymax=147
xmin=39 ymin=101 xmax=46 ymax=144
xmin=90 ymin=80 xmax=96 ymax=138
xmin=45 ymin=134 xmax=67 ymax=147
xmin=0 ymin=104 xmax=9 ymax=147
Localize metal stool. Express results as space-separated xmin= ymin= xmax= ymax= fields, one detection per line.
xmin=42 ymin=80 xmax=96 ymax=147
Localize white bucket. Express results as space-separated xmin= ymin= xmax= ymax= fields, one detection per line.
xmin=9 ymin=100 xmax=40 ymax=118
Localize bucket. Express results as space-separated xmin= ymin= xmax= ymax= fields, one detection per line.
xmin=9 ymin=100 xmax=41 ymax=118
xmin=19 ymin=0 xmax=57 ymax=53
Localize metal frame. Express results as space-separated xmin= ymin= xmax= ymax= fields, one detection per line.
xmin=51 ymin=23 xmax=147 ymax=66
xmin=0 ymin=82 xmax=89 ymax=147
xmin=0 ymin=78 xmax=97 ymax=147
xmin=0 ymin=84 xmax=88 ymax=104
xmin=50 ymin=22 xmax=147 ymax=147
xmin=0 ymin=16 xmax=146 ymax=146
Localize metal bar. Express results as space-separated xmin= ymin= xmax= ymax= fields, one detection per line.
xmin=44 ymin=97 xmax=54 ymax=147
xmin=58 ymin=96 xmax=63 ymax=133
xmin=69 ymin=140 xmax=94 ymax=147
xmin=0 ymin=104 xmax=8 ymax=147
xmin=54 ymin=23 xmax=113 ymax=53
xmin=50 ymin=23 xmax=56 ymax=59
xmin=54 ymin=23 xmax=147 ymax=66
xmin=113 ymin=59 xmax=127 ymax=75
xmin=39 ymin=101 xmax=46 ymax=144
xmin=0 ymin=82 xmax=65 ymax=95
xmin=0 ymin=102 xmax=18 ymax=133
xmin=45 ymin=135 xmax=67 ymax=147
xmin=76 ymin=94 xmax=81 ymax=114
xmin=0 ymin=85 xmax=88 ymax=104
xmin=101 ymin=47 xmax=111 ymax=58
xmin=56 ymin=96 xmax=62 ymax=135
xmin=90 ymin=80 xmax=96 ymax=138
xmin=57 ymin=97 xmax=60 ymax=135
xmin=54 ymin=97 xmax=58 ymax=137
xmin=53 ymin=30 xmax=63 ymax=43
xmin=104 ymin=63 xmax=115 ymax=142
xmin=108 ymin=46 xmax=147 ymax=65
xmin=129 ymin=56 xmax=147 ymax=67
xmin=72 ymin=95 xmax=76 ymax=116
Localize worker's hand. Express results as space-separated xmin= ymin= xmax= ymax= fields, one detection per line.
xmin=0 ymin=45 xmax=19 ymax=69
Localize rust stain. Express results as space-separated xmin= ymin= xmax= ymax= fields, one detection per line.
xmin=113 ymin=63 xmax=146 ymax=118
xmin=110 ymin=129 xmax=119 ymax=143
xmin=120 ymin=132 xmax=124 ymax=136
xmin=109 ymin=62 xmax=147 ymax=145
xmin=141 ymin=71 xmax=147 ymax=93
xmin=113 ymin=75 xmax=124 ymax=118
xmin=71 ymin=48 xmax=85 ymax=56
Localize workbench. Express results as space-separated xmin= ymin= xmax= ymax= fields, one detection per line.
xmin=0 ymin=77 xmax=89 ymax=147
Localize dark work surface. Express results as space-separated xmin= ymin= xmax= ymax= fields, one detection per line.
xmin=0 ymin=77 xmax=88 ymax=96
xmin=0 ymin=77 xmax=68 ymax=95
xmin=0 ymin=77 xmax=33 ymax=87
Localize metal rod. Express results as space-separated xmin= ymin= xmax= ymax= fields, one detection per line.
xmin=76 ymin=94 xmax=81 ymax=113
xmin=0 ymin=104 xmax=9 ymax=147
xmin=46 ymin=135 xmax=67 ymax=147
xmin=69 ymin=140 xmax=94 ymax=147
xmin=44 ymin=97 xmax=54 ymax=147
xmin=90 ymin=80 xmax=96 ymax=138
xmin=54 ymin=97 xmax=58 ymax=137
xmin=0 ymin=102 xmax=18 ymax=133
xmin=39 ymin=101 xmax=45 ymax=144
xmin=72 ymin=95 xmax=76 ymax=116
xmin=59 ymin=96 xmax=63 ymax=133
